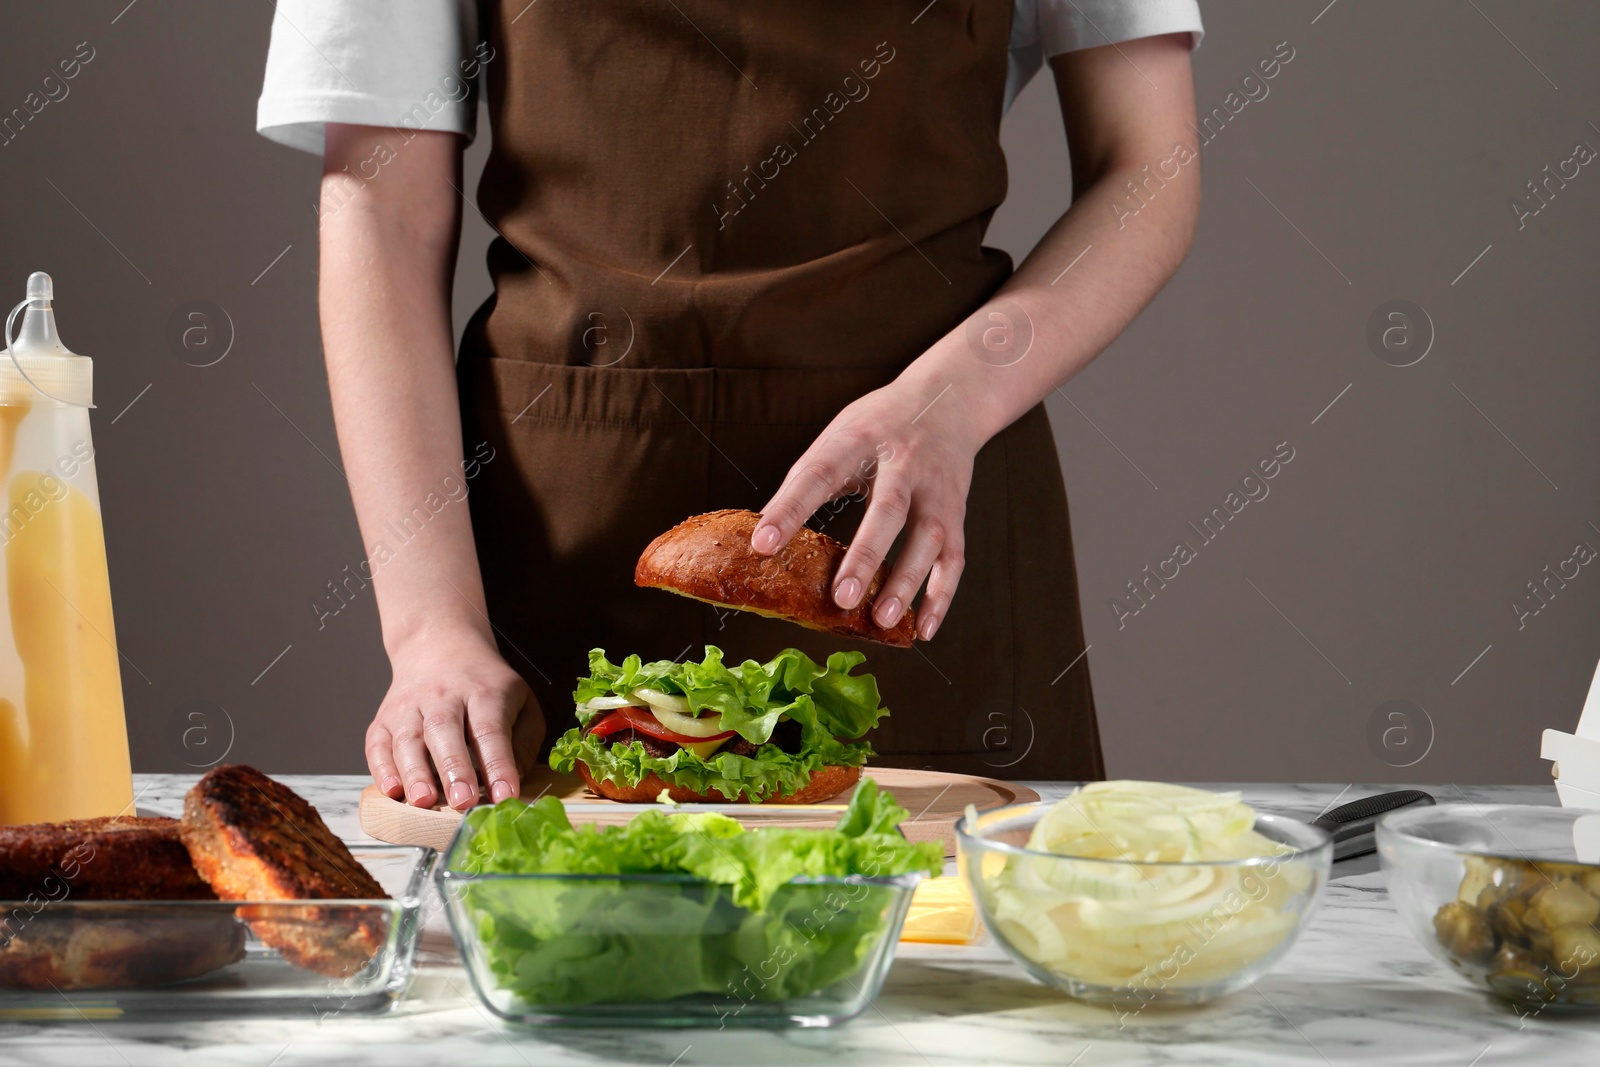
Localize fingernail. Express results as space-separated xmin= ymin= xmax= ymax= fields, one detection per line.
xmin=834 ymin=577 xmax=862 ymax=609
xmin=380 ymin=775 xmax=402 ymax=796
xmin=752 ymin=524 xmax=781 ymax=553
xmin=406 ymin=782 xmax=432 ymax=806
xmin=920 ymin=613 xmax=941 ymax=640
xmin=875 ymin=596 xmax=903 ymax=628
xmin=448 ymin=780 xmax=475 ymax=809
xmin=490 ymin=780 xmax=514 ymax=803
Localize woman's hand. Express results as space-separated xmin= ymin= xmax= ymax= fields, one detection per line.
xmin=753 ymin=34 xmax=1202 ymax=643
xmin=752 ymin=374 xmax=988 ymax=642
xmin=364 ymin=629 xmax=543 ymax=811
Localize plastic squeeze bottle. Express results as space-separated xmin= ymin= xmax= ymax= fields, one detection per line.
xmin=0 ymin=272 xmax=133 ymax=823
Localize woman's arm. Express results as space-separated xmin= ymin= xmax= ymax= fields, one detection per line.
xmin=753 ymin=34 xmax=1200 ymax=638
xmin=319 ymin=125 xmax=541 ymax=810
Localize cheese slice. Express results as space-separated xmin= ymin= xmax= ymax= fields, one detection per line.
xmin=680 ymin=738 xmax=728 ymax=760
xmin=900 ymin=877 xmax=981 ymax=944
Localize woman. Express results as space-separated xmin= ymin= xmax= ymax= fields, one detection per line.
xmin=258 ymin=0 xmax=1203 ymax=808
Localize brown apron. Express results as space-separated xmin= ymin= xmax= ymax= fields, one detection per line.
xmin=457 ymin=0 xmax=1103 ymax=780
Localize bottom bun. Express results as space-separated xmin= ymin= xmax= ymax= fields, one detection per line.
xmin=577 ymin=762 xmax=862 ymax=805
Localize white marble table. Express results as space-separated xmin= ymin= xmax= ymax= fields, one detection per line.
xmin=0 ymin=776 xmax=1593 ymax=1066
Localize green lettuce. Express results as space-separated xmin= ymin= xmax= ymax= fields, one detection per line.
xmin=550 ymin=730 xmax=871 ymax=804
xmin=449 ymin=780 xmax=941 ymax=1006
xmin=551 ymin=646 xmax=888 ymax=801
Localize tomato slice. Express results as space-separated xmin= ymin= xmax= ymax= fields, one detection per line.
xmin=585 ymin=706 xmax=735 ymax=746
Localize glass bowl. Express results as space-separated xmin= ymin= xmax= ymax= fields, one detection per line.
xmin=1377 ymin=803 xmax=1600 ymax=1011
xmin=957 ymin=802 xmax=1331 ymax=1007
xmin=0 ymin=845 xmax=431 ymax=1019
xmin=435 ymin=814 xmax=923 ymax=1027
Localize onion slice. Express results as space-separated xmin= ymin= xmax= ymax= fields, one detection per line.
xmin=577 ymin=695 xmax=637 ymax=713
xmin=631 ymin=687 xmax=729 ymax=738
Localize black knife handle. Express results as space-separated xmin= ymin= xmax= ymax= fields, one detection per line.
xmin=1312 ymin=789 xmax=1436 ymax=861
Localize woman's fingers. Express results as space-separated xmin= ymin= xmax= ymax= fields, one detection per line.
xmin=833 ymin=476 xmax=912 ymax=612
xmin=754 ymin=388 xmax=973 ymax=633
xmin=364 ymin=724 xmax=404 ymax=800
xmin=421 ymin=703 xmax=481 ymax=811
xmin=466 ymin=686 xmax=526 ymax=804
xmin=917 ymin=542 xmax=967 ymax=641
xmin=752 ymin=440 xmax=853 ymax=555
xmin=390 ymin=715 xmax=440 ymax=808
xmin=873 ymin=514 xmax=949 ymax=628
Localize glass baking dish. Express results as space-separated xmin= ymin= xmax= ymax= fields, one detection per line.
xmin=436 ymin=816 xmax=920 ymax=1027
xmin=0 ymin=845 xmax=431 ymax=1019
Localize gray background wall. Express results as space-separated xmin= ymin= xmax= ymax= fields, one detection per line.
xmin=0 ymin=1 xmax=1593 ymax=783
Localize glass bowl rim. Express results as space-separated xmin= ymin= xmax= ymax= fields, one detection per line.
xmin=1376 ymin=801 xmax=1600 ymax=867
xmin=955 ymin=802 xmax=1331 ymax=868
xmin=435 ymin=867 xmax=925 ymax=888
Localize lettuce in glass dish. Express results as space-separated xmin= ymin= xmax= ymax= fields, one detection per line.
xmin=436 ymin=780 xmax=940 ymax=1027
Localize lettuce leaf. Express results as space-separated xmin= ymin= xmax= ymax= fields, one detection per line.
xmin=572 ymin=646 xmax=887 ymax=745
xmin=449 ymin=781 xmax=942 ymax=1006
xmin=550 ymin=727 xmax=873 ymax=803
xmin=558 ymin=646 xmax=889 ymax=800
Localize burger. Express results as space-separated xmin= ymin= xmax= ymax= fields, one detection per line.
xmin=548 ymin=645 xmax=887 ymax=803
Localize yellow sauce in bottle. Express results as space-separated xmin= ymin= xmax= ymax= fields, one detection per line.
xmin=0 ymin=400 xmax=132 ymax=824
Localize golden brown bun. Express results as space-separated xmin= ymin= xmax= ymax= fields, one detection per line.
xmin=577 ymin=761 xmax=861 ymax=805
xmin=180 ymin=765 xmax=389 ymax=978
xmin=635 ymin=509 xmax=915 ymax=647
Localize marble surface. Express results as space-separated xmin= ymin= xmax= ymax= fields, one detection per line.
xmin=1 ymin=776 xmax=1593 ymax=1066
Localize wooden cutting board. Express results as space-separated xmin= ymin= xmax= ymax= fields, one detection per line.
xmin=359 ymin=766 xmax=1037 ymax=857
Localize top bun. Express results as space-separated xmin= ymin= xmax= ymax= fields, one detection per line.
xmin=634 ymin=509 xmax=915 ymax=647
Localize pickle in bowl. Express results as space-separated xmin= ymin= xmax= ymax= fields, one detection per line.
xmin=957 ymin=781 xmax=1332 ymax=1007
xmin=1378 ymin=803 xmax=1600 ymax=1011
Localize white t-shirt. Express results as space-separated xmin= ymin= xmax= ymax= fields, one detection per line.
xmin=257 ymin=0 xmax=1203 ymax=155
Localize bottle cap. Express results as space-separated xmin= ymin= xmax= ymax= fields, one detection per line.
xmin=3 ymin=272 xmax=93 ymax=407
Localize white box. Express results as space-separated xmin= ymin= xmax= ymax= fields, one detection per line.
xmin=1556 ymin=780 xmax=1600 ymax=810
xmin=1544 ymin=656 xmax=1600 ymax=807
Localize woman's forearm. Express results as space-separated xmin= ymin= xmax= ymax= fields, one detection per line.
xmin=321 ymin=127 xmax=538 ymax=809
xmin=902 ymin=159 xmax=1200 ymax=449
xmin=318 ymin=126 xmax=485 ymax=656
xmin=896 ymin=35 xmax=1201 ymax=451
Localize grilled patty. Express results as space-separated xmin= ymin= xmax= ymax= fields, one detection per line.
xmin=598 ymin=727 xmax=680 ymax=760
xmin=0 ymin=817 xmax=242 ymax=991
xmin=0 ymin=816 xmax=214 ymax=902
xmin=0 ymin=908 xmax=246 ymax=991
xmin=180 ymin=764 xmax=389 ymax=978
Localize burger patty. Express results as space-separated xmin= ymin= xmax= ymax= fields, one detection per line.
xmin=0 ymin=818 xmax=237 ymax=991
xmin=600 ymin=727 xmax=680 ymax=760
xmin=0 ymin=908 xmax=246 ymax=991
xmin=180 ymin=764 xmax=389 ymax=978
xmin=727 ymin=718 xmax=805 ymax=757
xmin=0 ymin=817 xmax=215 ymax=901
